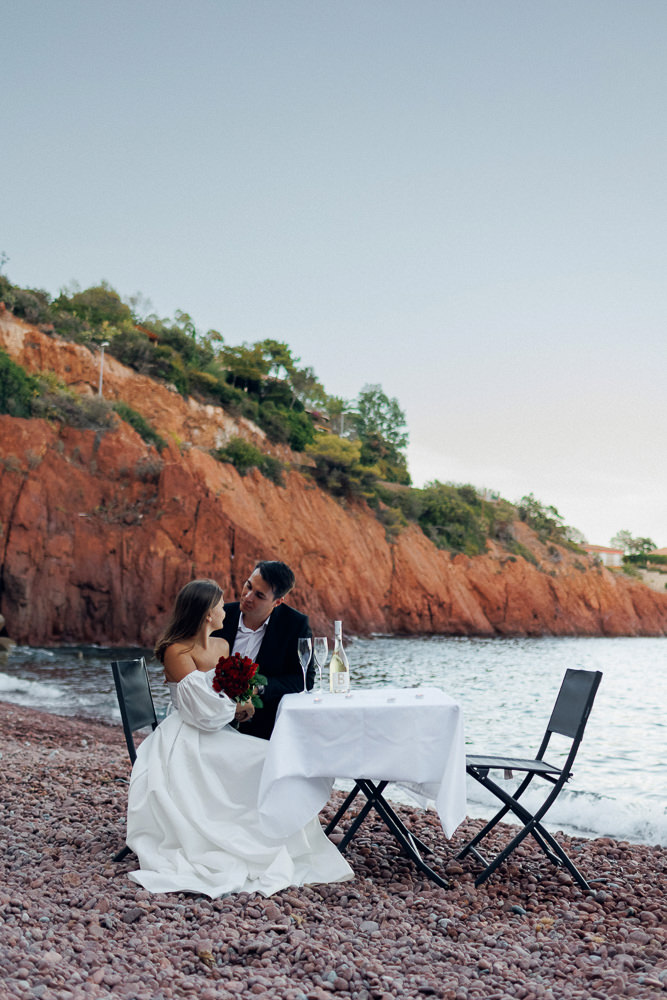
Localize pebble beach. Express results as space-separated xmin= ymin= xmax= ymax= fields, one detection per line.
xmin=1 ymin=701 xmax=665 ymax=1000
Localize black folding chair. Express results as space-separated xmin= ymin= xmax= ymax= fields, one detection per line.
xmin=111 ymin=657 xmax=159 ymax=861
xmin=457 ymin=668 xmax=602 ymax=890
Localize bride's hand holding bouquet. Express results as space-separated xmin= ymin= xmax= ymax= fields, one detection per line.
xmin=212 ymin=652 xmax=267 ymax=725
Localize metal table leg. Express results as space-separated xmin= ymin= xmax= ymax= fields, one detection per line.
xmin=326 ymin=778 xmax=450 ymax=889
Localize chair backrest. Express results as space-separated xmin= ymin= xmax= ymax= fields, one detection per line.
xmin=111 ymin=657 xmax=158 ymax=765
xmin=546 ymin=668 xmax=602 ymax=741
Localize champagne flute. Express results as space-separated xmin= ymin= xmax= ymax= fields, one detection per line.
xmin=297 ymin=637 xmax=312 ymax=694
xmin=312 ymin=637 xmax=328 ymax=698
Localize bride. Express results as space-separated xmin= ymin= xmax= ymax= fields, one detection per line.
xmin=125 ymin=578 xmax=353 ymax=897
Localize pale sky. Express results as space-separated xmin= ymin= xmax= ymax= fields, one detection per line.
xmin=3 ymin=1 xmax=666 ymax=546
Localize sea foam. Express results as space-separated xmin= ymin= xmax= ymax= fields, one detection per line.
xmin=0 ymin=671 xmax=66 ymax=704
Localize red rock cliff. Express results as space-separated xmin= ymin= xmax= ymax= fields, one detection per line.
xmin=2 ymin=315 xmax=667 ymax=644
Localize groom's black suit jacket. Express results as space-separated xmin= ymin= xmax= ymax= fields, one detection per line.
xmin=214 ymin=601 xmax=312 ymax=740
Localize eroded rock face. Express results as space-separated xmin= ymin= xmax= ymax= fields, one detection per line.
xmin=1 ymin=314 xmax=667 ymax=644
xmin=2 ymin=415 xmax=666 ymax=645
xmin=0 ymin=310 xmax=285 ymax=457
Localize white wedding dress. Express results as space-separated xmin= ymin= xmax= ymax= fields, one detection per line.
xmin=126 ymin=669 xmax=353 ymax=897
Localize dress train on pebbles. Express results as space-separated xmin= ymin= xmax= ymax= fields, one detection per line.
xmin=125 ymin=669 xmax=353 ymax=897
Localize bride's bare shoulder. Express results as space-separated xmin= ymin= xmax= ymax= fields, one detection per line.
xmin=212 ymin=636 xmax=230 ymax=660
xmin=163 ymin=642 xmax=197 ymax=683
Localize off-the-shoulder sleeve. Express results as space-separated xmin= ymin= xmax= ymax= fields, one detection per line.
xmin=173 ymin=669 xmax=236 ymax=731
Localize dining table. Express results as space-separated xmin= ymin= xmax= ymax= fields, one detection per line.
xmin=257 ymin=685 xmax=466 ymax=888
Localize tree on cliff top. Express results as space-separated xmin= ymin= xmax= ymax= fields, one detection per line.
xmin=611 ymin=530 xmax=657 ymax=556
xmin=353 ymin=384 xmax=408 ymax=451
xmin=517 ymin=493 xmax=570 ymax=545
xmin=352 ymin=384 xmax=410 ymax=485
xmin=54 ymin=281 xmax=134 ymax=329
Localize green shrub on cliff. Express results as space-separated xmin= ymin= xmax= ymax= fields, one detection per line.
xmin=305 ymin=434 xmax=377 ymax=499
xmin=517 ymin=493 xmax=563 ymax=540
xmin=194 ymin=371 xmax=261 ymax=422
xmin=0 ymin=274 xmax=54 ymax=327
xmin=257 ymin=402 xmax=315 ymax=452
xmin=0 ymin=273 xmax=13 ymax=305
xmin=112 ymin=401 xmax=166 ymax=451
xmin=0 ymin=352 xmax=113 ymax=430
xmin=108 ymin=328 xmax=190 ymax=393
xmin=416 ymin=481 xmax=489 ymax=556
xmin=32 ymin=378 xmax=114 ymax=429
xmin=54 ymin=282 xmax=134 ymax=329
xmin=516 ymin=493 xmax=580 ymax=550
xmin=213 ymin=437 xmax=284 ymax=485
xmin=8 ymin=287 xmax=53 ymax=327
xmin=0 ymin=349 xmax=37 ymax=417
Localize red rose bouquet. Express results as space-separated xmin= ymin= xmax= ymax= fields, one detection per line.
xmin=212 ymin=652 xmax=267 ymax=708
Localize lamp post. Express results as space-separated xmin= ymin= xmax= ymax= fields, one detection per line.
xmin=98 ymin=341 xmax=110 ymax=396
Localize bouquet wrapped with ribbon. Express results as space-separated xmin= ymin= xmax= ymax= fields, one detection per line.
xmin=212 ymin=652 xmax=267 ymax=708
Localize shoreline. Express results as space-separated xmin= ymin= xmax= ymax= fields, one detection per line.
xmin=2 ymin=693 xmax=657 ymax=850
xmin=3 ymin=639 xmax=666 ymax=853
xmin=2 ymin=700 xmax=666 ymax=999
xmin=3 ymin=621 xmax=667 ymax=650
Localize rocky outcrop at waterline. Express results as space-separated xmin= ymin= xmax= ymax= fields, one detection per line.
xmin=1 ymin=312 xmax=667 ymax=645
xmin=0 ymin=612 xmax=15 ymax=651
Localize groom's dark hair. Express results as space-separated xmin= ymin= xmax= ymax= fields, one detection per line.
xmin=254 ymin=560 xmax=295 ymax=600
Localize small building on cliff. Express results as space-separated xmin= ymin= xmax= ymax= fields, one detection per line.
xmin=583 ymin=545 xmax=625 ymax=568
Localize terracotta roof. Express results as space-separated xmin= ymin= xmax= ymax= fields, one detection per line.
xmin=583 ymin=545 xmax=624 ymax=555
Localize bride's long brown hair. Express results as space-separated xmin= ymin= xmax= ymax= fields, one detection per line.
xmin=154 ymin=579 xmax=224 ymax=663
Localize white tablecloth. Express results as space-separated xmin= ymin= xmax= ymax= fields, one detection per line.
xmin=257 ymin=686 xmax=466 ymax=839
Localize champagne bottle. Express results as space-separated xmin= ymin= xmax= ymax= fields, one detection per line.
xmin=329 ymin=620 xmax=350 ymax=694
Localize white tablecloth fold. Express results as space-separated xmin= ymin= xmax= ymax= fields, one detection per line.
xmin=258 ymin=686 xmax=466 ymax=839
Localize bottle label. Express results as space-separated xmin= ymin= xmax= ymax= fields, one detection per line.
xmin=329 ymin=625 xmax=350 ymax=693
xmin=331 ymin=670 xmax=349 ymax=694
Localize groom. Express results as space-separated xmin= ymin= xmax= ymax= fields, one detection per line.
xmin=213 ymin=560 xmax=313 ymax=740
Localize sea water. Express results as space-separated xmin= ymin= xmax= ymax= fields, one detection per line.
xmin=1 ymin=635 xmax=665 ymax=846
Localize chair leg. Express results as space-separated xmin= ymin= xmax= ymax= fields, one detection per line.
xmin=457 ymin=767 xmax=539 ymax=861
xmin=113 ymin=844 xmax=133 ymax=862
xmin=461 ymin=775 xmax=594 ymax=890
xmin=473 ymin=819 xmax=538 ymax=886
xmin=473 ymin=817 xmax=591 ymax=891
xmin=456 ymin=804 xmax=511 ymax=860
xmin=529 ymin=822 xmax=592 ymax=890
xmin=456 ymin=767 xmax=534 ymax=864
xmin=528 ymin=822 xmax=563 ymax=867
